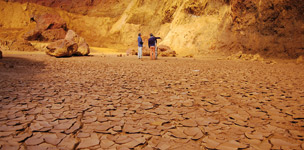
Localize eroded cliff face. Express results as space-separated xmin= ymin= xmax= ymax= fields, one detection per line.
xmin=1 ymin=0 xmax=303 ymax=58
xmin=227 ymin=0 xmax=304 ymax=58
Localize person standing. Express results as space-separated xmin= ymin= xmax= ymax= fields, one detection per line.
xmin=137 ymin=33 xmax=143 ymax=59
xmin=148 ymin=33 xmax=161 ymax=60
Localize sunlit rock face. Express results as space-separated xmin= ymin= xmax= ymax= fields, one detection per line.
xmin=1 ymin=0 xmax=303 ymax=58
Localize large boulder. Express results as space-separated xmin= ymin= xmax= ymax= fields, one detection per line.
xmin=46 ymin=39 xmax=78 ymax=57
xmin=76 ymin=37 xmax=90 ymax=56
xmin=24 ymin=13 xmax=67 ymax=41
xmin=157 ymin=45 xmax=176 ymax=57
xmin=46 ymin=30 xmax=90 ymax=57
xmin=64 ymin=30 xmax=90 ymax=56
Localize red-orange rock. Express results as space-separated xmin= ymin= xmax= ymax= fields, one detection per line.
xmin=24 ymin=13 xmax=67 ymax=42
xmin=40 ymin=28 xmax=67 ymax=41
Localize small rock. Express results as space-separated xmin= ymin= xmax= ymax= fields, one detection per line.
xmin=296 ymin=55 xmax=303 ymax=64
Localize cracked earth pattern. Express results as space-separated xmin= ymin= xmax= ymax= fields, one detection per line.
xmin=0 ymin=54 xmax=303 ymax=150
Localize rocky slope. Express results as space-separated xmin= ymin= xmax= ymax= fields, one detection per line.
xmin=0 ymin=0 xmax=303 ymax=58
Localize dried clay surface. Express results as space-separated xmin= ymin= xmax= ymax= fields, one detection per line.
xmin=0 ymin=54 xmax=303 ymax=149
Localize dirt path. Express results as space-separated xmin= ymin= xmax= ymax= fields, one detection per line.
xmin=0 ymin=53 xmax=303 ymax=149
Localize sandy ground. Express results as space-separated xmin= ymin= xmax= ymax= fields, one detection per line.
xmin=0 ymin=51 xmax=303 ymax=149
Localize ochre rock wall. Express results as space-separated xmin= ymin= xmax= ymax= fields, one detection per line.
xmin=226 ymin=0 xmax=304 ymax=58
xmin=1 ymin=0 xmax=303 ymax=58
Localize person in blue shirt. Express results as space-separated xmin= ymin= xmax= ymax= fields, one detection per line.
xmin=148 ymin=33 xmax=161 ymax=60
xmin=137 ymin=33 xmax=143 ymax=59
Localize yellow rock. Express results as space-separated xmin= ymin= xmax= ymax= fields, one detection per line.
xmin=251 ymin=54 xmax=263 ymax=61
xmin=296 ymin=55 xmax=303 ymax=64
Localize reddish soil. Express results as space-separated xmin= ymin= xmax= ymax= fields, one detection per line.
xmin=0 ymin=53 xmax=303 ymax=149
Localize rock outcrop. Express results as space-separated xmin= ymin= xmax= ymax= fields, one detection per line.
xmin=64 ymin=30 xmax=90 ymax=56
xmin=0 ymin=50 xmax=2 ymax=59
xmin=225 ymin=0 xmax=304 ymax=58
xmin=46 ymin=30 xmax=90 ymax=57
xmin=0 ymin=35 xmax=37 ymax=52
xmin=24 ymin=13 xmax=67 ymax=41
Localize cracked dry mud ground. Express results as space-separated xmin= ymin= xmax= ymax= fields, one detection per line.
xmin=0 ymin=54 xmax=303 ymax=150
